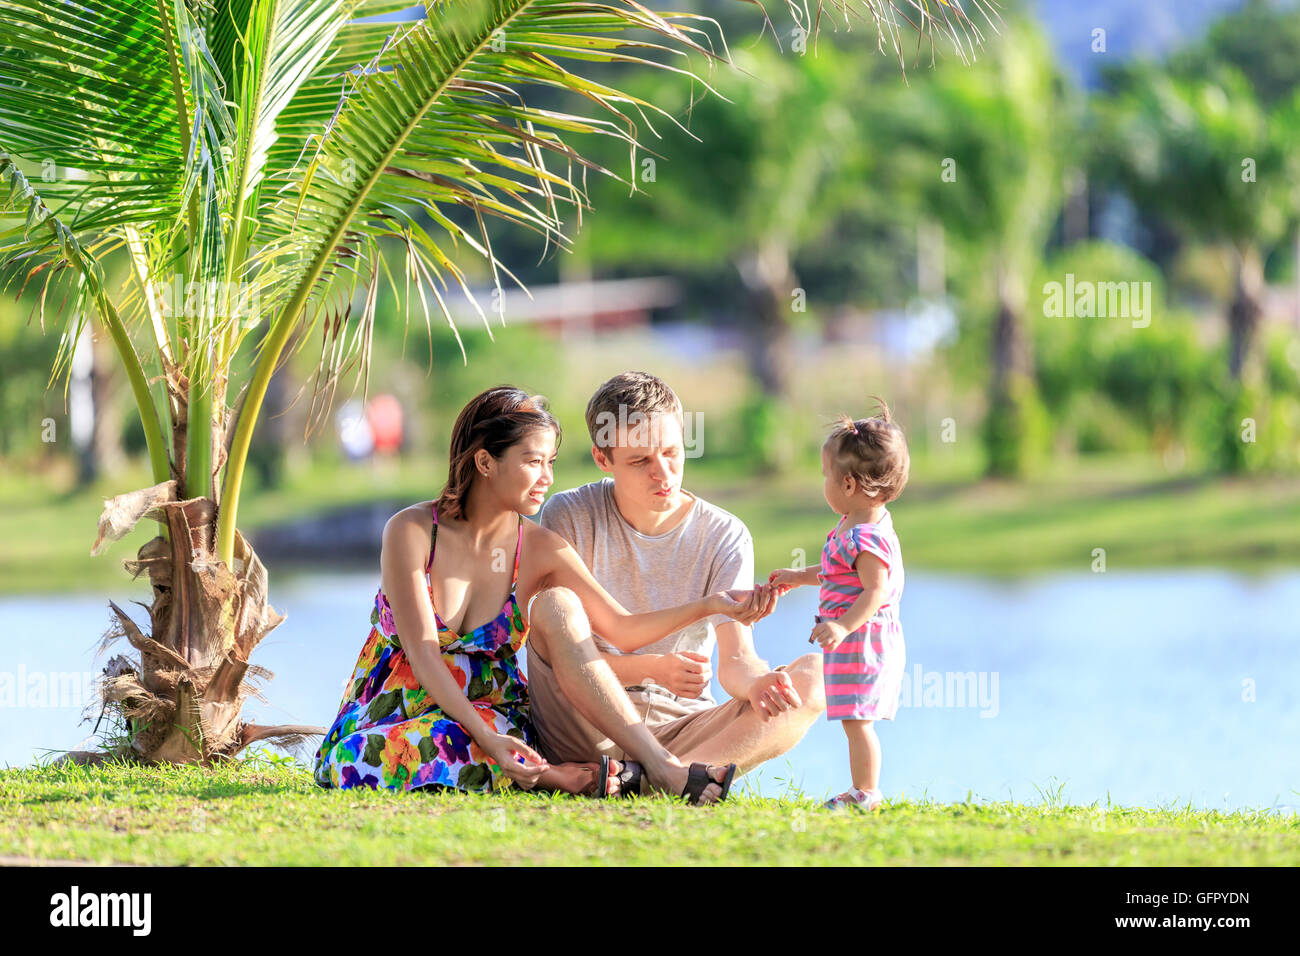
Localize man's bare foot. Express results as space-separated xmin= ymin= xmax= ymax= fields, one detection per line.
xmin=597 ymin=760 xmax=623 ymax=797
xmin=644 ymin=758 xmax=727 ymax=805
xmin=537 ymin=760 xmax=623 ymax=796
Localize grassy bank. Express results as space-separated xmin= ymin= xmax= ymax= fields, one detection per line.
xmin=1 ymin=757 xmax=1295 ymax=866
xmin=3 ymin=451 xmax=1298 ymax=596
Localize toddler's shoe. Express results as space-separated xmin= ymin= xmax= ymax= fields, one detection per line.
xmin=823 ymin=787 xmax=883 ymax=812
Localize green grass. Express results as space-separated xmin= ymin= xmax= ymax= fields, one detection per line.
xmin=3 ymin=450 xmax=1297 ymax=596
xmin=1 ymin=756 xmax=1295 ymax=866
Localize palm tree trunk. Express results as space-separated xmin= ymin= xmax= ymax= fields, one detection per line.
xmin=991 ymin=265 xmax=1033 ymax=391
xmin=736 ymin=241 xmax=797 ymax=399
xmin=1228 ymin=246 xmax=1264 ymax=380
xmin=984 ymin=264 xmax=1039 ymax=478
xmin=89 ymin=481 xmax=324 ymax=765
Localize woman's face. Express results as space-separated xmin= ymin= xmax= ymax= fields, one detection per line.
xmin=481 ymin=427 xmax=558 ymax=516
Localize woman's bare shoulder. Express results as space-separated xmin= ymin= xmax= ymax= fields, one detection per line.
xmin=383 ymin=500 xmax=435 ymax=545
xmin=522 ymin=518 xmax=568 ymax=553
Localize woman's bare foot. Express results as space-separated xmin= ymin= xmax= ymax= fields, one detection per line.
xmin=536 ymin=760 xmax=623 ymax=796
xmin=643 ymin=758 xmax=728 ymax=805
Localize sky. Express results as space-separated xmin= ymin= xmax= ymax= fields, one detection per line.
xmin=1032 ymin=0 xmax=1247 ymax=86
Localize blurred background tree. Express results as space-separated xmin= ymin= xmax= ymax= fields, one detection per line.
xmin=1091 ymin=0 xmax=1300 ymax=471
xmin=4 ymin=0 xmax=1300 ymax=566
xmin=865 ymin=13 xmax=1071 ymax=477
xmin=565 ymin=42 xmax=884 ymax=470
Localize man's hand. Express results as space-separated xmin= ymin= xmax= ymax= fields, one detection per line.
xmin=747 ymin=669 xmax=802 ymax=720
xmin=711 ymin=583 xmax=779 ymax=625
xmin=809 ymin=619 xmax=849 ymax=651
xmin=653 ymin=650 xmax=712 ymax=698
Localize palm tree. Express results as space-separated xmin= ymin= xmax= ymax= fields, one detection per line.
xmin=0 ymin=0 xmax=994 ymax=765
xmin=568 ymin=44 xmax=881 ymax=444
xmin=871 ymin=16 xmax=1068 ymax=476
xmin=1094 ymin=62 xmax=1300 ymax=381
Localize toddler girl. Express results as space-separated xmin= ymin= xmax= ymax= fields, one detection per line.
xmin=768 ymin=399 xmax=909 ymax=811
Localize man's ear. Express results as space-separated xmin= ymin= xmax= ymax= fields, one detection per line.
xmin=591 ymin=444 xmax=614 ymax=473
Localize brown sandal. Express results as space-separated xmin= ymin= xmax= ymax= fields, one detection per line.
xmin=681 ymin=762 xmax=736 ymax=804
xmin=611 ymin=759 xmax=644 ymax=798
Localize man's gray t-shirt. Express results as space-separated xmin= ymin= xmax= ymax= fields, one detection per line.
xmin=538 ymin=478 xmax=754 ymax=712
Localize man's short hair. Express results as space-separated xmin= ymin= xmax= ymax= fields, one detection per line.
xmin=585 ymin=371 xmax=684 ymax=452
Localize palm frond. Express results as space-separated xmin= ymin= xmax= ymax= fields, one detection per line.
xmin=259 ymin=0 xmax=722 ymax=388
xmin=0 ymin=152 xmax=171 ymax=483
xmin=216 ymin=0 xmax=356 ymax=226
xmin=0 ymin=0 xmax=238 ymax=367
xmin=784 ymin=0 xmax=1001 ymax=69
xmin=0 ymin=0 xmax=187 ymax=230
xmin=214 ymin=0 xmax=728 ymax=561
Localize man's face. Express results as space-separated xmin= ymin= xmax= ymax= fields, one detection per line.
xmin=592 ymin=412 xmax=685 ymax=513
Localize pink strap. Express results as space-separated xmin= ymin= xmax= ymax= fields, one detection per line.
xmin=510 ymin=517 xmax=523 ymax=592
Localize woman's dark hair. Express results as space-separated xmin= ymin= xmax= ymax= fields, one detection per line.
xmin=435 ymin=386 xmax=560 ymax=521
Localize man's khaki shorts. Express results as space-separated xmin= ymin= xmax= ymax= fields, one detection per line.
xmin=525 ymin=645 xmax=786 ymax=766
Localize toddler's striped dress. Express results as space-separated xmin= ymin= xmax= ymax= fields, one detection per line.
xmin=817 ymin=509 xmax=905 ymax=721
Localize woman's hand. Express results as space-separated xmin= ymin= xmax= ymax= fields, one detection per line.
xmin=709 ymin=583 xmax=778 ymax=625
xmin=481 ymin=732 xmax=549 ymax=790
xmin=536 ymin=528 xmax=771 ymax=653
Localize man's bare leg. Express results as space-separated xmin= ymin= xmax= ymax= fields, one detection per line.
xmin=528 ymin=587 xmax=728 ymax=803
xmin=675 ymin=653 xmax=826 ymax=774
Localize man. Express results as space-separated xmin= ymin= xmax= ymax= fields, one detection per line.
xmin=525 ymin=371 xmax=825 ymax=780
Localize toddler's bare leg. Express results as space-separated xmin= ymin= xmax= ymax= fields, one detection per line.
xmin=842 ymin=718 xmax=881 ymax=792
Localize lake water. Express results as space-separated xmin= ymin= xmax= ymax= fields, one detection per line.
xmin=3 ymin=569 xmax=1297 ymax=812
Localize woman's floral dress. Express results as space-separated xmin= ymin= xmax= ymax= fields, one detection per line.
xmin=313 ymin=504 xmax=533 ymax=793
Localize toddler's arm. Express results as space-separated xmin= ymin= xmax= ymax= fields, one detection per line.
xmin=767 ymin=565 xmax=821 ymax=593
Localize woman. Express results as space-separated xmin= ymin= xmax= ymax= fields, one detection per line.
xmin=313 ymin=385 xmax=768 ymax=802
